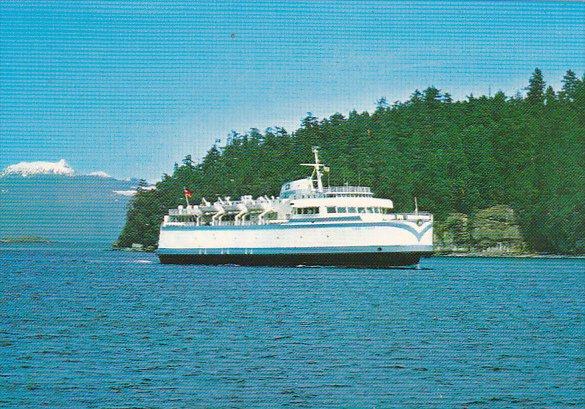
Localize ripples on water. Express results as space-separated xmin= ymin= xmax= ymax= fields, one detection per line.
xmin=1 ymin=246 xmax=584 ymax=408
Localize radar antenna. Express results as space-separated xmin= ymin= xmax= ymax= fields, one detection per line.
xmin=300 ymin=146 xmax=325 ymax=192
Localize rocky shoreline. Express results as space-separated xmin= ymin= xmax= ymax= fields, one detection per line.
xmin=111 ymin=243 xmax=156 ymax=252
xmin=435 ymin=205 xmax=530 ymax=256
xmin=433 ymin=251 xmax=584 ymax=259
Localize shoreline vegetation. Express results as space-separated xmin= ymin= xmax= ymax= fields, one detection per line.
xmin=116 ymin=69 xmax=585 ymax=256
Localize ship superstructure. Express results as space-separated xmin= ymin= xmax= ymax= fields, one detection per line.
xmin=157 ymin=147 xmax=433 ymax=267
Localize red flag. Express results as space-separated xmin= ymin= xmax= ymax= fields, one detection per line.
xmin=184 ymin=189 xmax=193 ymax=198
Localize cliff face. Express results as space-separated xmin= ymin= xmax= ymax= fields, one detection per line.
xmin=435 ymin=205 xmax=528 ymax=255
xmin=434 ymin=213 xmax=470 ymax=252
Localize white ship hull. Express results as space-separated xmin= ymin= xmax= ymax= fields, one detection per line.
xmin=157 ymin=218 xmax=433 ymax=267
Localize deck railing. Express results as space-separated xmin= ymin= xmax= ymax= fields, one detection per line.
xmin=322 ymin=186 xmax=372 ymax=194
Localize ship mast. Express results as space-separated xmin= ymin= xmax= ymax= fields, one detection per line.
xmin=301 ymin=146 xmax=325 ymax=192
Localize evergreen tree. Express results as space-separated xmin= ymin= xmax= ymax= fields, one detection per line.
xmin=526 ymin=68 xmax=546 ymax=105
xmin=409 ymin=89 xmax=423 ymax=104
xmin=137 ymin=179 xmax=149 ymax=190
xmin=560 ymin=69 xmax=578 ymax=101
xmin=301 ymin=112 xmax=318 ymax=129
xmin=545 ymin=86 xmax=557 ymax=105
xmin=182 ymin=155 xmax=194 ymax=169
xmin=376 ymin=97 xmax=389 ymax=113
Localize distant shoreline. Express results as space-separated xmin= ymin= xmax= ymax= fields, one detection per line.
xmin=0 ymin=236 xmax=51 ymax=244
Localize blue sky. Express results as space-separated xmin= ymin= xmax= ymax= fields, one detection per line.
xmin=1 ymin=1 xmax=584 ymax=181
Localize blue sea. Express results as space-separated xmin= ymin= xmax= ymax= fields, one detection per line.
xmin=1 ymin=245 xmax=584 ymax=408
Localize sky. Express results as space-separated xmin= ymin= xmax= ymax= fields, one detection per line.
xmin=1 ymin=1 xmax=584 ymax=181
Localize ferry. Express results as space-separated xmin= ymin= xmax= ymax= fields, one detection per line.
xmin=157 ymin=147 xmax=433 ymax=267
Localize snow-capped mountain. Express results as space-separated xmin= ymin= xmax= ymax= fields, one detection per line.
xmin=1 ymin=159 xmax=75 ymax=177
xmin=0 ymin=159 xmax=159 ymax=245
xmin=0 ymin=160 xmax=124 ymax=180
xmin=0 ymin=161 xmax=144 ymax=246
xmin=87 ymin=171 xmax=112 ymax=178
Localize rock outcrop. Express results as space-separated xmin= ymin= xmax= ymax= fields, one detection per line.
xmin=435 ymin=205 xmax=528 ymax=255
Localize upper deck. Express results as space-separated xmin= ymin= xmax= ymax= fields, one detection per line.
xmin=162 ymin=146 xmax=432 ymax=227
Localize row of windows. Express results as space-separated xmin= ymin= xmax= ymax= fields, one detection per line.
xmin=328 ymin=207 xmax=393 ymax=214
xmin=293 ymin=206 xmax=393 ymax=215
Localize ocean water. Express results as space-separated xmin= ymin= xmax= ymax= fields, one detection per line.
xmin=1 ymin=245 xmax=584 ymax=408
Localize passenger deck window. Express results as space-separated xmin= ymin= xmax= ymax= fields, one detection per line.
xmin=338 ymin=207 xmax=347 ymax=213
xmin=295 ymin=206 xmax=320 ymax=215
xmin=326 ymin=207 xmax=336 ymax=214
xmin=358 ymin=207 xmax=366 ymax=213
xmin=348 ymin=207 xmax=357 ymax=213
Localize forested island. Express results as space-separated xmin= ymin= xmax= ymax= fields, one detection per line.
xmin=117 ymin=69 xmax=584 ymax=255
